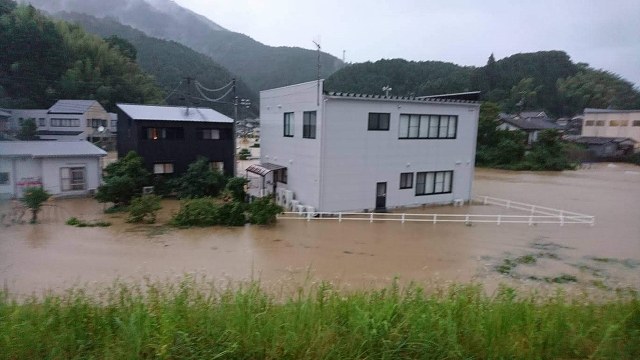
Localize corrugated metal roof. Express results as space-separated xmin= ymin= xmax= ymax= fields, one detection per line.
xmin=246 ymin=163 xmax=286 ymax=176
xmin=499 ymin=117 xmax=557 ymax=131
xmin=48 ymin=100 xmax=99 ymax=114
xmin=0 ymin=141 xmax=107 ymax=158
xmin=117 ymin=104 xmax=233 ymax=123
xmin=584 ymin=108 xmax=640 ymax=114
xmin=325 ymin=92 xmax=480 ymax=104
xmin=0 ymin=109 xmax=11 ymax=117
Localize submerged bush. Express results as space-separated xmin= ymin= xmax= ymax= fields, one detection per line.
xmin=217 ymin=201 xmax=246 ymax=226
xmin=65 ymin=217 xmax=111 ymax=228
xmin=247 ymin=195 xmax=283 ymax=225
xmin=127 ymin=195 xmax=162 ymax=224
xmin=168 ymin=197 xmax=220 ymax=227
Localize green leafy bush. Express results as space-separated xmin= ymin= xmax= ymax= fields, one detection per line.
xmin=224 ymin=177 xmax=248 ymax=203
xmin=127 ymin=195 xmax=162 ymax=224
xmin=95 ymin=152 xmax=150 ymax=206
xmin=174 ymin=157 xmax=226 ymax=199
xmin=21 ymin=186 xmax=51 ymax=223
xmin=238 ymin=148 xmax=251 ymax=160
xmin=66 ymin=217 xmax=80 ymax=226
xmin=217 ymin=202 xmax=247 ymax=226
xmin=247 ymin=196 xmax=283 ymax=225
xmin=66 ymin=217 xmax=111 ymax=227
xmin=169 ymin=198 xmax=220 ymax=227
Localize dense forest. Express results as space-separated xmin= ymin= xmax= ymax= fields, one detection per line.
xmin=326 ymin=51 xmax=640 ymax=117
xmin=54 ymin=12 xmax=258 ymax=116
xmin=27 ymin=0 xmax=345 ymax=92
xmin=0 ymin=1 xmax=163 ymax=111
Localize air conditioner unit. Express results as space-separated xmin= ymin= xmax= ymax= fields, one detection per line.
xmin=142 ymin=186 xmax=155 ymax=195
xmin=275 ymin=188 xmax=284 ymax=204
xmin=284 ymin=190 xmax=294 ymax=202
xmin=290 ymin=200 xmax=300 ymax=212
xmin=306 ymin=206 xmax=315 ymax=217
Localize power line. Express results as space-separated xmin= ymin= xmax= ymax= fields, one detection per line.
xmin=195 ymin=84 xmax=234 ymax=103
xmin=195 ymin=80 xmax=233 ymax=93
xmin=163 ymin=80 xmax=183 ymax=101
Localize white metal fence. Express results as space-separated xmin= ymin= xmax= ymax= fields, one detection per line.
xmin=277 ymin=196 xmax=595 ymax=226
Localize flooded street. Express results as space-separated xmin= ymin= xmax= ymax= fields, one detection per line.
xmin=1 ymin=164 xmax=639 ymax=295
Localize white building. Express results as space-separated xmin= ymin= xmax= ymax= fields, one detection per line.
xmin=249 ymin=80 xmax=480 ymax=212
xmin=0 ymin=141 xmax=106 ymax=199
xmin=581 ymin=108 xmax=640 ymax=148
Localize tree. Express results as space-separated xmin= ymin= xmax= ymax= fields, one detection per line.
xmin=105 ymin=35 xmax=137 ymax=60
xmin=95 ymin=151 xmax=150 ymax=206
xmin=477 ymin=102 xmax=500 ymax=148
xmin=127 ymin=195 xmax=162 ymax=223
xmin=224 ymin=177 xmax=248 ymax=203
xmin=238 ymin=148 xmax=251 ymax=160
xmin=17 ymin=118 xmax=38 ymax=140
xmin=174 ymin=157 xmax=226 ymax=199
xmin=247 ymin=196 xmax=283 ymax=225
xmin=21 ymin=186 xmax=50 ymax=223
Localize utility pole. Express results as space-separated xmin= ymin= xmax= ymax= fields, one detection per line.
xmin=183 ymin=76 xmax=195 ymax=114
xmin=313 ymin=39 xmax=321 ymax=106
xmin=232 ymin=78 xmax=238 ymax=177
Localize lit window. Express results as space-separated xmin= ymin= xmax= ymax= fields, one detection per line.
xmin=595 ymin=120 xmax=605 ymax=126
xmin=610 ymin=120 xmax=619 ymax=126
xmin=154 ymin=163 xmax=174 ymax=174
xmin=620 ymin=120 xmax=628 ymax=126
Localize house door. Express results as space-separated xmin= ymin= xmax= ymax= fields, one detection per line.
xmin=375 ymin=182 xmax=387 ymax=209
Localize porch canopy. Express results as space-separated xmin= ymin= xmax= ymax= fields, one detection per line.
xmin=246 ymin=162 xmax=286 ymax=177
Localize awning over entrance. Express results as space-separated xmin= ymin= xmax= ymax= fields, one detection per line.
xmin=246 ymin=162 xmax=286 ymax=177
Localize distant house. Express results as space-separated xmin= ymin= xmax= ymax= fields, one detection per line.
xmin=0 ymin=141 xmax=106 ymax=199
xmin=581 ymin=109 xmax=640 ymax=149
xmin=5 ymin=100 xmax=114 ymax=143
xmin=252 ymin=80 xmax=480 ymax=213
xmin=116 ymin=104 xmax=234 ymax=176
xmin=497 ymin=112 xmax=557 ymax=144
xmin=0 ymin=109 xmax=10 ymax=133
xmin=564 ymin=136 xmax=637 ymax=158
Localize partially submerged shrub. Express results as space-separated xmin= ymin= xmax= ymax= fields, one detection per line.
xmin=66 ymin=217 xmax=111 ymax=228
xmin=169 ymin=197 xmax=219 ymax=227
xmin=247 ymin=195 xmax=283 ymax=225
xmin=217 ymin=201 xmax=247 ymax=226
xmin=66 ymin=217 xmax=80 ymax=226
xmin=127 ymin=195 xmax=162 ymax=224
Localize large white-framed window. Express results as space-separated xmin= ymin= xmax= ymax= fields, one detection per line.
xmin=61 ymin=167 xmax=86 ymax=191
xmin=154 ymin=163 xmax=174 ymax=174
xmin=415 ymin=171 xmax=453 ymax=196
xmin=51 ymin=118 xmax=80 ymax=127
xmin=399 ymin=114 xmax=457 ymax=139
xmin=303 ymin=111 xmax=316 ymax=139
xmin=283 ymin=112 xmax=294 ymax=137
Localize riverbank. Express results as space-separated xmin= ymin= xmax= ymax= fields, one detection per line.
xmin=1 ymin=278 xmax=638 ymax=359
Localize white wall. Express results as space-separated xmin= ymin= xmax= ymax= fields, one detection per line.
xmin=319 ymin=98 xmax=479 ymax=212
xmin=582 ymin=111 xmax=640 ymax=146
xmin=41 ymin=157 xmax=102 ymax=196
xmin=0 ymin=159 xmax=15 ymax=198
xmin=259 ymin=81 xmax=323 ymax=208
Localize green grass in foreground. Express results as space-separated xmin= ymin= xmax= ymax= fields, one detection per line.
xmin=0 ymin=279 xmax=639 ymax=359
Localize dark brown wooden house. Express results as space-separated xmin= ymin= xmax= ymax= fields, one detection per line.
xmin=116 ymin=104 xmax=234 ymax=176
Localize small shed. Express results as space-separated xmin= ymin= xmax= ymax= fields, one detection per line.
xmin=0 ymin=141 xmax=106 ymax=199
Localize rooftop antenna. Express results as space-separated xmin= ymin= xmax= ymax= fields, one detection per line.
xmin=313 ymin=36 xmax=321 ymax=106
xmin=383 ymin=85 xmax=392 ymax=97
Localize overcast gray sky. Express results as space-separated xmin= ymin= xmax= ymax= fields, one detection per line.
xmin=174 ymin=0 xmax=640 ymax=86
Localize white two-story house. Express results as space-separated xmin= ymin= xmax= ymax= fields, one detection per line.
xmin=250 ymin=80 xmax=480 ymax=212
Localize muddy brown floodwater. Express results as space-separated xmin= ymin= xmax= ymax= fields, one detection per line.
xmin=1 ymin=163 xmax=639 ymax=295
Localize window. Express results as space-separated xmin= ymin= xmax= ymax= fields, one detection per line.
xmin=50 ymin=118 xmax=80 ymax=127
xmin=197 ymin=128 xmax=220 ymax=140
xmin=303 ymin=111 xmax=317 ymax=138
xmin=399 ymin=114 xmax=457 ymax=139
xmin=153 ymin=163 xmax=174 ymax=174
xmin=399 ymin=173 xmax=413 ymax=189
xmin=275 ymin=168 xmax=287 ymax=184
xmin=633 ymin=120 xmax=640 ymax=127
xmin=0 ymin=172 xmax=9 ymax=185
xmin=210 ymin=162 xmax=224 ymax=171
xmin=368 ymin=113 xmax=390 ymax=131
xmin=61 ymin=167 xmax=85 ymax=191
xmin=141 ymin=127 xmax=184 ymax=140
xmin=584 ymin=120 xmax=595 ymax=126
xmin=595 ymin=120 xmax=605 ymax=126
xmin=620 ymin=120 xmax=629 ymax=127
xmin=283 ymin=112 xmax=294 ymax=137
xmin=110 ymin=120 xmax=117 ymax=128
xmin=415 ymin=171 xmax=453 ymax=196
xmin=610 ymin=120 xmax=619 ymax=126
xmin=38 ymin=118 xmax=45 ymax=126
xmin=89 ymin=119 xmax=107 ymax=128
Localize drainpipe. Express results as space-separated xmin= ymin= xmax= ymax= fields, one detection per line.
xmin=318 ymin=96 xmax=327 ymax=211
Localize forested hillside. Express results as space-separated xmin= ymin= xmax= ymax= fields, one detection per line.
xmin=0 ymin=1 xmax=163 ymax=110
xmin=55 ymin=12 xmax=258 ymax=116
xmin=27 ymin=0 xmax=345 ymax=92
xmin=326 ymin=51 xmax=640 ymax=116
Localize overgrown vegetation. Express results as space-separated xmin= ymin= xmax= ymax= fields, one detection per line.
xmin=16 ymin=118 xmax=38 ymax=140
xmin=0 ymin=279 xmax=638 ymax=359
xmin=476 ymin=102 xmax=575 ymax=170
xmin=66 ymin=217 xmax=111 ymax=227
xmin=223 ymin=177 xmax=247 ymax=203
xmin=95 ymin=151 xmax=150 ymax=206
xmin=20 ymin=186 xmax=50 ymax=223
xmin=126 ymin=195 xmax=162 ymax=224
xmin=238 ymin=148 xmax=251 ymax=160
xmin=173 ymin=157 xmax=226 ymax=199
xmin=169 ymin=195 xmax=282 ymax=228
xmin=247 ymin=195 xmax=283 ymax=225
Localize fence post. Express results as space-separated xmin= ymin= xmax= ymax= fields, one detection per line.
xmin=307 ymin=211 xmax=311 ymax=221
xmin=590 ymin=217 xmax=595 ymax=227
xmin=433 ymin=214 xmax=437 ymax=224
xmin=560 ymin=211 xmax=564 ymax=227
xmin=338 ymin=213 xmax=342 ymax=222
xmin=465 ymin=214 xmax=469 ymax=225
xmin=483 ymin=196 xmax=488 ymax=205
xmin=497 ymin=215 xmax=501 ymax=225
xmin=370 ymin=212 xmax=374 ymax=223
xmin=506 ymin=200 xmax=511 ymax=209
xmin=528 ymin=215 xmax=533 ymax=226
xmin=401 ymin=213 xmax=405 ymax=224
xmin=531 ymin=205 xmax=535 ymax=215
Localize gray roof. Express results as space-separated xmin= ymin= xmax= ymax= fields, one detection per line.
xmin=324 ymin=92 xmax=479 ymax=104
xmin=246 ymin=163 xmax=286 ymax=177
xmin=117 ymin=104 xmax=233 ymax=123
xmin=499 ymin=117 xmax=557 ymax=131
xmin=519 ymin=111 xmax=548 ymax=118
xmin=584 ymin=108 xmax=640 ymax=114
xmin=0 ymin=141 xmax=107 ymax=158
xmin=48 ymin=100 xmax=99 ymax=114
xmin=565 ymin=136 xmax=637 ymax=145
xmin=0 ymin=109 xmax=11 ymax=117
xmin=36 ymin=130 xmax=84 ymax=136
